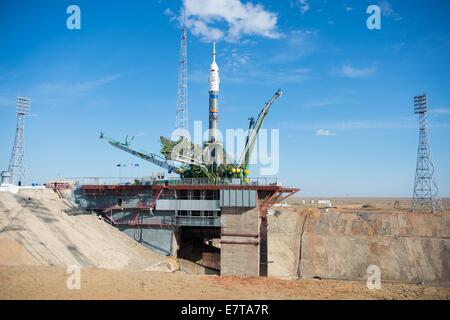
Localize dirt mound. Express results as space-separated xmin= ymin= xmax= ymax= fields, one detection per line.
xmin=0 ymin=189 xmax=169 ymax=271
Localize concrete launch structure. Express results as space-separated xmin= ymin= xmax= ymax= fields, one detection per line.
xmin=72 ymin=44 xmax=299 ymax=277
xmin=73 ymin=178 xmax=298 ymax=276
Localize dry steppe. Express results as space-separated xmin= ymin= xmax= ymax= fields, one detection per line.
xmin=0 ymin=189 xmax=449 ymax=300
xmin=1 ymin=265 xmax=448 ymax=300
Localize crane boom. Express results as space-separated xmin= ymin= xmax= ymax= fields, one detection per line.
xmin=238 ymin=89 xmax=283 ymax=168
xmin=244 ymin=117 xmax=256 ymax=169
xmin=99 ymin=132 xmax=179 ymax=174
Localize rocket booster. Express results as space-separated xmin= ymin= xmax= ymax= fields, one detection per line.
xmin=208 ymin=42 xmax=220 ymax=143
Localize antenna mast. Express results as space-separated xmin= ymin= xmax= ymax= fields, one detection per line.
xmin=175 ymin=11 xmax=188 ymax=133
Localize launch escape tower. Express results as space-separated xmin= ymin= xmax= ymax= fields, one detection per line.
xmin=8 ymin=97 xmax=31 ymax=186
xmin=412 ymin=94 xmax=442 ymax=212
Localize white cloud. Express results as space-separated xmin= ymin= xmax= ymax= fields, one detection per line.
xmin=333 ymin=120 xmax=411 ymax=130
xmin=290 ymin=0 xmax=310 ymax=14
xmin=271 ymin=68 xmax=311 ymax=83
xmin=164 ymin=8 xmax=177 ymax=22
xmin=316 ymin=129 xmax=336 ymax=136
xmin=304 ymin=97 xmax=345 ymax=108
xmin=164 ymin=8 xmax=174 ymax=17
xmin=431 ymin=108 xmax=450 ymax=115
xmin=269 ymin=30 xmax=318 ymax=63
xmin=189 ymin=66 xmax=310 ymax=85
xmin=187 ymin=19 xmax=224 ymax=41
xmin=336 ymin=64 xmax=377 ymax=78
xmin=391 ymin=42 xmax=405 ymax=52
xmin=36 ymin=74 xmax=121 ymax=97
xmin=225 ymin=67 xmax=311 ymax=84
xmin=298 ymin=0 xmax=310 ymax=14
xmin=182 ymin=0 xmax=281 ymax=42
xmin=281 ymin=118 xmax=450 ymax=131
xmin=225 ymin=48 xmax=250 ymax=69
xmin=378 ymin=0 xmax=402 ymax=21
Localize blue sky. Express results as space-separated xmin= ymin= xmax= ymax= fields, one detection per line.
xmin=0 ymin=0 xmax=449 ymax=197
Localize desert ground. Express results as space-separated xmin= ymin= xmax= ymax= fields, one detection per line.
xmin=0 ymin=265 xmax=449 ymax=300
xmin=0 ymin=189 xmax=449 ymax=300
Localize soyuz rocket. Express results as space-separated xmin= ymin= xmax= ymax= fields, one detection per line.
xmin=208 ymin=42 xmax=220 ymax=165
xmin=208 ymin=42 xmax=220 ymax=143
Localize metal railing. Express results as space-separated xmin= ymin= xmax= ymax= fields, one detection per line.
xmin=162 ymin=177 xmax=279 ymax=186
xmin=67 ymin=177 xmax=159 ymax=186
xmin=68 ymin=176 xmax=280 ymax=187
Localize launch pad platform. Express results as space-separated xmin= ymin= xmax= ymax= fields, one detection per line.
xmin=73 ymin=177 xmax=299 ymax=276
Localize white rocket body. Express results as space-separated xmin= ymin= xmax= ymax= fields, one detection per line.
xmin=208 ymin=42 xmax=220 ymax=144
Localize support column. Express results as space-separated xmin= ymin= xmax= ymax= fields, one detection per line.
xmin=220 ymin=207 xmax=260 ymax=276
xmin=259 ymin=216 xmax=268 ymax=277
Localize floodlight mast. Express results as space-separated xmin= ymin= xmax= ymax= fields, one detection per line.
xmin=8 ymin=97 xmax=31 ymax=186
xmin=412 ymin=94 xmax=443 ymax=212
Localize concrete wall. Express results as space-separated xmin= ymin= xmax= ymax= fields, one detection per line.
xmin=268 ymin=208 xmax=450 ymax=284
xmin=221 ymin=207 xmax=261 ymax=276
xmin=267 ymin=209 xmax=305 ymax=279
